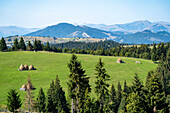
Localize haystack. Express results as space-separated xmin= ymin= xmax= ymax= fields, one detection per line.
xmin=19 ymin=64 xmax=25 ymax=70
xmin=24 ymin=65 xmax=28 ymax=70
xmin=116 ymin=58 xmax=123 ymax=63
xmin=22 ymin=84 xmax=27 ymax=89
xmin=29 ymin=65 xmax=34 ymax=70
xmin=135 ymin=61 xmax=141 ymax=64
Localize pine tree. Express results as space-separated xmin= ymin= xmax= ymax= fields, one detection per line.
xmin=0 ymin=37 xmax=7 ymax=51
xmin=45 ymin=41 xmax=50 ymax=51
xmin=7 ymin=89 xmax=22 ymax=112
xmin=37 ymin=40 xmax=43 ymax=50
xmin=94 ymin=58 xmax=110 ymax=113
xmin=24 ymin=75 xmax=35 ymax=112
xmin=19 ymin=37 xmax=26 ymax=50
xmin=145 ymin=70 xmax=154 ymax=88
xmin=118 ymin=80 xmax=129 ymax=113
xmin=117 ymin=81 xmax=122 ymax=105
xmin=14 ymin=38 xmax=19 ymax=50
xmin=46 ymin=76 xmax=70 ymax=113
xmin=33 ymin=39 xmax=38 ymax=50
xmin=55 ymin=75 xmax=70 ymax=113
xmin=146 ymin=74 xmax=168 ymax=112
xmin=67 ymin=54 xmax=91 ymax=113
xmin=151 ymin=53 xmax=156 ymax=61
xmin=126 ymin=74 xmax=147 ymax=113
xmin=35 ymin=88 xmax=46 ymax=112
xmin=46 ymin=80 xmax=56 ymax=112
xmin=27 ymin=41 xmax=33 ymax=51
xmin=109 ymin=84 xmax=118 ymax=112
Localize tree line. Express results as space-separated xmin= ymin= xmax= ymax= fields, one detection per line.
xmin=0 ymin=37 xmax=169 ymax=62
xmin=7 ymin=52 xmax=169 ymax=113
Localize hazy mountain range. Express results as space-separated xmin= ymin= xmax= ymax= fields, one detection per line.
xmin=0 ymin=26 xmax=40 ymax=37
xmin=1 ymin=20 xmax=170 ymax=44
xmin=85 ymin=20 xmax=170 ymax=33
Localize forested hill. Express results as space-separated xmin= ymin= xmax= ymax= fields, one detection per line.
xmin=53 ymin=40 xmax=120 ymax=50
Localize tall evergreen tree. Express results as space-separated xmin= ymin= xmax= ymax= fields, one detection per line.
xmin=7 ymin=89 xmax=22 ymax=112
xmin=0 ymin=37 xmax=7 ymax=51
xmin=27 ymin=41 xmax=33 ymax=51
xmin=94 ymin=58 xmax=110 ymax=113
xmin=67 ymin=54 xmax=91 ymax=113
xmin=117 ymin=81 xmax=122 ymax=105
xmin=35 ymin=88 xmax=46 ymax=112
xmin=14 ymin=38 xmax=19 ymax=50
xmin=146 ymin=74 xmax=168 ymax=112
xmin=33 ymin=39 xmax=38 ymax=50
xmin=55 ymin=75 xmax=70 ymax=113
xmin=109 ymin=84 xmax=118 ymax=112
xmin=37 ymin=40 xmax=43 ymax=50
xmin=46 ymin=80 xmax=56 ymax=112
xmin=126 ymin=74 xmax=147 ymax=113
xmin=19 ymin=37 xmax=26 ymax=50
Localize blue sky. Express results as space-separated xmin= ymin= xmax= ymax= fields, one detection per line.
xmin=0 ymin=0 xmax=169 ymax=28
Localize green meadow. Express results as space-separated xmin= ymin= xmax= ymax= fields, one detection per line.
xmin=0 ymin=51 xmax=157 ymax=105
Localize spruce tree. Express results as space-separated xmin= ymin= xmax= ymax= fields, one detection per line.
xmin=55 ymin=75 xmax=70 ymax=113
xmin=46 ymin=80 xmax=56 ymax=112
xmin=27 ymin=41 xmax=33 ymax=51
xmin=7 ymin=89 xmax=22 ymax=112
xmin=37 ymin=40 xmax=43 ymax=50
xmin=33 ymin=39 xmax=38 ymax=50
xmin=146 ymin=74 xmax=168 ymax=112
xmin=19 ymin=37 xmax=26 ymax=50
xmin=117 ymin=81 xmax=122 ymax=105
xmin=67 ymin=54 xmax=91 ymax=113
xmin=109 ymin=84 xmax=118 ymax=112
xmin=35 ymin=88 xmax=46 ymax=112
xmin=14 ymin=38 xmax=19 ymax=50
xmin=94 ymin=58 xmax=110 ymax=113
xmin=126 ymin=74 xmax=147 ymax=112
xmin=0 ymin=37 xmax=7 ymax=51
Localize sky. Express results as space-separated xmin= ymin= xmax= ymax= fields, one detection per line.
xmin=0 ymin=0 xmax=170 ymax=28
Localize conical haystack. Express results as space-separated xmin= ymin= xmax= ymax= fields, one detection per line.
xmin=24 ymin=65 xmax=28 ymax=70
xmin=116 ymin=58 xmax=123 ymax=63
xmin=29 ymin=65 xmax=34 ymax=70
xmin=22 ymin=84 xmax=27 ymax=89
xmin=19 ymin=64 xmax=25 ymax=70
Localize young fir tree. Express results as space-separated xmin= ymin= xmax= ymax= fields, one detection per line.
xmin=151 ymin=53 xmax=156 ymax=61
xmin=7 ymin=89 xmax=22 ymax=112
xmin=126 ymin=74 xmax=147 ymax=113
xmin=27 ymin=41 xmax=33 ymax=51
xmin=35 ymin=88 xmax=46 ymax=112
xmin=14 ymin=38 xmax=19 ymax=50
xmin=146 ymin=74 xmax=168 ymax=112
xmin=67 ymin=54 xmax=91 ymax=113
xmin=109 ymin=84 xmax=118 ymax=113
xmin=19 ymin=37 xmax=26 ymax=50
xmin=24 ymin=75 xmax=35 ymax=112
xmin=0 ymin=37 xmax=7 ymax=51
xmin=94 ymin=58 xmax=110 ymax=113
xmin=45 ymin=41 xmax=50 ymax=51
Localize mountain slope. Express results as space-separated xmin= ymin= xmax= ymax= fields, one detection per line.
xmin=85 ymin=20 xmax=170 ymax=33
xmin=25 ymin=23 xmax=118 ymax=39
xmin=0 ymin=26 xmax=40 ymax=38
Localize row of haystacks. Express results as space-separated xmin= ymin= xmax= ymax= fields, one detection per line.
xmin=19 ymin=64 xmax=36 ymax=71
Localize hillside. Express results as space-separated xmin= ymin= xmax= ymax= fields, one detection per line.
xmin=24 ymin=23 xmax=118 ymax=39
xmin=4 ymin=36 xmax=105 ymax=47
xmin=0 ymin=51 xmax=157 ymax=105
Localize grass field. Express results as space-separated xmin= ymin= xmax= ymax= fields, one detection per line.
xmin=0 ymin=51 xmax=157 ymax=105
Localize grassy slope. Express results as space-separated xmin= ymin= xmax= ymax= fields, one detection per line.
xmin=0 ymin=51 xmax=157 ymax=105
